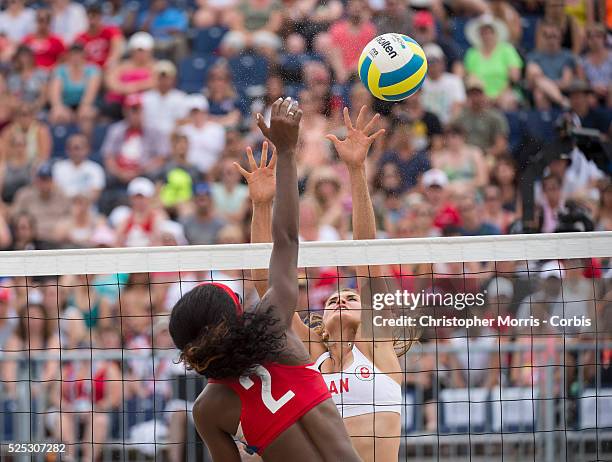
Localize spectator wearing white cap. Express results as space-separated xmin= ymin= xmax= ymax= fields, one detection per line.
xmin=142 ymin=60 xmax=189 ymax=137
xmin=421 ymin=169 xmax=462 ymax=231
xmin=103 ymin=31 xmax=156 ymax=120
xmin=115 ymin=177 xmax=166 ymax=247
xmin=420 ymin=43 xmax=466 ymax=125
xmin=180 ymin=94 xmax=226 ymax=175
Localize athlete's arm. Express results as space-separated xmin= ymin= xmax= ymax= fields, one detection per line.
xmin=255 ymin=97 xmax=302 ymax=330
xmin=193 ymin=392 xmax=241 ymax=462
xmin=327 ymin=106 xmax=397 ymax=341
xmin=234 ymin=141 xmax=276 ymax=298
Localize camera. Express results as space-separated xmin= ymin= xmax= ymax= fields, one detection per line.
xmin=555 ymin=200 xmax=595 ymax=233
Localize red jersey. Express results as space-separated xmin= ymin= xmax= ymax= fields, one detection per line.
xmin=209 ymin=362 xmax=331 ymax=455
xmin=75 ymin=26 xmax=122 ymax=67
xmin=22 ymin=34 xmax=65 ymax=69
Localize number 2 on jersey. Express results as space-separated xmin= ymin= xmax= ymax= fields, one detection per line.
xmin=239 ymin=365 xmax=295 ymax=414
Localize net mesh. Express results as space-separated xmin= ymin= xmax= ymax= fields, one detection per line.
xmin=0 ymin=232 xmax=611 ymax=462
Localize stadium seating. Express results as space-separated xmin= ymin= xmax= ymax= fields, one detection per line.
xmin=490 ymin=387 xmax=537 ymax=432
xmin=578 ymin=388 xmax=612 ymax=430
xmin=192 ymin=26 xmax=228 ymax=55
xmin=439 ymin=388 xmax=489 ymax=433
xmin=229 ymin=53 xmax=269 ymax=98
xmin=177 ymin=53 xmax=218 ymax=93
xmin=50 ymin=123 xmax=80 ymax=159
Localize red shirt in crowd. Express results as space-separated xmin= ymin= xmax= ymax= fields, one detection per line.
xmin=433 ymin=203 xmax=461 ymax=229
xmin=75 ymin=26 xmax=122 ymax=67
xmin=329 ymin=20 xmax=376 ymax=70
xmin=22 ymin=34 xmax=65 ymax=69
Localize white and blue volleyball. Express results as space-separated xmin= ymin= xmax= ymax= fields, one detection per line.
xmin=358 ymin=33 xmax=428 ymax=101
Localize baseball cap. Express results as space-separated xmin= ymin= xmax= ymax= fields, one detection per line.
xmin=423 ymin=43 xmax=445 ymax=61
xmin=539 ymin=261 xmax=566 ymax=280
xmin=422 ymin=169 xmax=449 ymax=188
xmin=155 ymin=60 xmax=177 ymax=77
xmin=465 ymin=75 xmax=485 ymax=92
xmin=127 ymin=177 xmax=155 ymax=198
xmin=128 ymin=32 xmax=154 ymax=51
xmin=413 ymin=11 xmax=435 ymax=28
xmin=124 ymin=93 xmax=143 ymax=108
xmin=186 ymin=94 xmax=209 ymax=112
xmin=193 ymin=182 xmax=212 ymax=196
xmin=37 ymin=162 xmax=53 ymax=179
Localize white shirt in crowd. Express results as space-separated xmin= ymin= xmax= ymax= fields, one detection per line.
xmin=51 ymin=2 xmax=87 ymax=44
xmin=52 ymin=159 xmax=106 ymax=198
xmin=535 ymin=148 xmax=605 ymax=202
xmin=0 ymin=7 xmax=35 ymax=42
xmin=181 ymin=122 xmax=226 ymax=174
xmin=421 ymin=73 xmax=466 ymax=125
xmin=142 ymin=89 xmax=189 ymax=136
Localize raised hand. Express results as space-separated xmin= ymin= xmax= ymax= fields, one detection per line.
xmin=233 ymin=141 xmax=277 ymax=205
xmin=326 ymin=106 xmax=385 ymax=168
xmin=256 ymin=97 xmax=303 ymax=153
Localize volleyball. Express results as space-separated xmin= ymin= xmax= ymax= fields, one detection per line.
xmin=358 ymin=33 xmax=428 ymax=101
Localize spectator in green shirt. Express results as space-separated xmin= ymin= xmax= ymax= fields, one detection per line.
xmin=464 ymin=14 xmax=522 ymax=108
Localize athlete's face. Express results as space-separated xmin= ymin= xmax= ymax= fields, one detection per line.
xmin=322 ymin=290 xmax=362 ymax=328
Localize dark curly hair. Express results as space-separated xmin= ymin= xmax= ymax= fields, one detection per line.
xmin=169 ymin=284 xmax=287 ymax=379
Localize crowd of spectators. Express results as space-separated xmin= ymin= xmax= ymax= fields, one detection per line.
xmin=0 ymin=0 xmax=611 ymax=458
xmin=0 ymin=0 xmax=609 ymax=252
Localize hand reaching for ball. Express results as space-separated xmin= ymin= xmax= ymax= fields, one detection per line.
xmin=326 ymin=106 xmax=385 ymax=169
xmin=256 ymin=97 xmax=302 ymax=153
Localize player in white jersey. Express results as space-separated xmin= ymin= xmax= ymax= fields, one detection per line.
xmin=238 ymin=106 xmax=410 ymax=462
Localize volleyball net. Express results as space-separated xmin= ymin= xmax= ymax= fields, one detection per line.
xmin=0 ymin=231 xmax=611 ymax=462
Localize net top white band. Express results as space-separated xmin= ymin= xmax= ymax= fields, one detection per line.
xmin=0 ymin=232 xmax=610 ymax=277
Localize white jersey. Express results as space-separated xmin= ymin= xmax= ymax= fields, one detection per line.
xmin=315 ymin=345 xmax=402 ymax=418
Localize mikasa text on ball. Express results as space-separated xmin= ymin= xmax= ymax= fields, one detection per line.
xmin=358 ymin=33 xmax=428 ymax=101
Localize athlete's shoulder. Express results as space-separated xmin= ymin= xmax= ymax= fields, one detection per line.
xmin=194 ymin=382 xmax=241 ymax=434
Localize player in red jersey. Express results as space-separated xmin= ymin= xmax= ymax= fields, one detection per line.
xmin=169 ymin=97 xmax=361 ymax=462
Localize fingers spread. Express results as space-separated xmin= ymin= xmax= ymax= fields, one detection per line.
xmin=233 ymin=162 xmax=249 ymax=178
xmin=355 ymin=105 xmax=367 ymax=130
xmin=293 ymin=108 xmax=303 ymax=124
xmin=325 ymin=133 xmax=341 ymax=146
xmin=246 ymin=146 xmax=258 ymax=170
xmin=279 ymin=97 xmax=292 ymax=116
xmin=260 ymin=141 xmax=269 ymax=168
xmin=369 ymin=128 xmax=386 ymax=141
xmin=363 ymin=113 xmax=381 ymax=135
xmin=271 ymin=98 xmax=283 ymax=117
xmin=256 ymin=113 xmax=270 ymax=138
xmin=342 ymin=107 xmax=353 ymax=131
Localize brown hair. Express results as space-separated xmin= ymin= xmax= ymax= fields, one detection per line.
xmin=309 ymin=288 xmax=417 ymax=357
